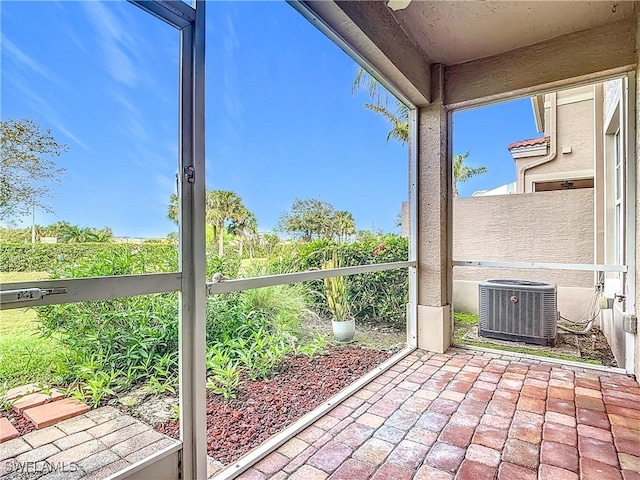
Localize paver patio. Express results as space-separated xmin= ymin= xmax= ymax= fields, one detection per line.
xmin=2 ymin=347 xmax=638 ymax=479
xmin=0 ymin=406 xmax=179 ymax=479
xmin=233 ymin=347 xmax=640 ymax=480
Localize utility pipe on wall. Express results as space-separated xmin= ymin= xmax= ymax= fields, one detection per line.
xmin=518 ymin=92 xmax=558 ymax=193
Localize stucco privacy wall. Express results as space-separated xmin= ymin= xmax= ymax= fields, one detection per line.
xmin=453 ymin=189 xmax=595 ymax=317
xmin=454 ymin=189 xmax=594 ymax=285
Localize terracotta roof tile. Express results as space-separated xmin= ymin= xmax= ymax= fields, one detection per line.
xmin=507 ymin=136 xmax=549 ymax=150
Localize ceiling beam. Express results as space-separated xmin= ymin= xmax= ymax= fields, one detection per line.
xmin=299 ymin=1 xmax=431 ymax=106
xmin=445 ymin=17 xmax=637 ymax=109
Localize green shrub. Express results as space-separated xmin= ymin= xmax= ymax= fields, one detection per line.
xmin=34 ymin=244 xmax=311 ymax=402
xmin=204 ymin=281 xmax=307 ymax=397
xmin=206 ymin=251 xmax=240 ymax=280
xmin=0 ymin=243 xmax=178 ymax=273
xmin=267 ymin=234 xmax=408 ymax=325
xmin=37 ymin=248 xmax=181 ymax=404
xmin=239 ymin=265 xmax=307 ymax=334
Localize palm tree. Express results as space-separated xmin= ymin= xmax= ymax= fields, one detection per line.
xmin=453 ymin=152 xmax=488 ymax=196
xmin=227 ymin=207 xmax=257 ymax=259
xmin=91 ymin=227 xmax=113 ymax=242
xmin=169 ymin=190 xmax=254 ymax=255
xmin=59 ymin=225 xmax=98 ymax=243
xmin=206 ymin=190 xmax=245 ymax=256
xmin=333 ymin=210 xmax=355 ymax=243
xmin=353 ymin=69 xmax=488 ymax=194
xmin=352 ymin=69 xmax=409 ymax=145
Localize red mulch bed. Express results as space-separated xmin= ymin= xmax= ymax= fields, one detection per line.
xmin=11 ymin=411 xmax=35 ymax=435
xmin=155 ymin=345 xmax=392 ymax=465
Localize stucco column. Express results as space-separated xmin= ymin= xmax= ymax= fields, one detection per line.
xmin=416 ymin=65 xmax=453 ymax=353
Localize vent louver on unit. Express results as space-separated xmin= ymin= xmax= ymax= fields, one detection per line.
xmin=478 ymin=279 xmax=558 ymax=347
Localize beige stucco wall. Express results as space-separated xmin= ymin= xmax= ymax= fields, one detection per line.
xmin=453 ymin=189 xmax=595 ymax=287
xmin=524 ymin=88 xmax=595 ymax=185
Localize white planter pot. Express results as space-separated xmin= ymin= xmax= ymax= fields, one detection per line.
xmin=332 ymin=318 xmax=355 ymax=343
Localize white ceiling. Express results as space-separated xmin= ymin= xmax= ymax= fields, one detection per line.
xmin=390 ymin=1 xmax=636 ymax=65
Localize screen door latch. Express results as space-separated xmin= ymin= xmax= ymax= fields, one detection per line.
xmin=1 ymin=287 xmax=68 ymax=304
xmin=183 ymin=166 xmax=195 ymax=184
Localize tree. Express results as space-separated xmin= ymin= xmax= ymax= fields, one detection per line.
xmin=59 ymin=225 xmax=98 ymax=243
xmin=334 ymin=210 xmax=356 ymax=243
xmin=167 ymin=194 xmax=178 ymax=225
xmin=206 ymin=190 xmax=249 ymax=256
xmin=227 ymin=206 xmax=257 ymax=258
xmin=39 ymin=221 xmax=72 ymax=239
xmin=352 ymin=69 xmax=409 ymax=145
xmin=0 ymin=118 xmax=68 ymax=220
xmin=167 ymin=190 xmax=255 ymax=255
xmin=93 ymin=227 xmax=114 ymax=243
xmin=277 ymin=199 xmax=356 ymax=242
xmin=257 ymin=232 xmax=281 ymax=257
xmin=453 ymin=152 xmax=488 ymax=196
xmin=352 ymin=69 xmax=488 ymax=195
xmin=57 ymin=224 xmax=113 ymax=243
xmin=277 ymin=198 xmax=336 ymax=242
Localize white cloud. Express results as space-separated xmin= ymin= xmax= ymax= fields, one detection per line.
xmin=220 ymin=14 xmax=244 ymax=141
xmin=10 ymin=79 xmax=88 ymax=149
xmin=82 ymin=2 xmax=138 ymax=87
xmin=1 ymin=34 xmax=64 ymax=87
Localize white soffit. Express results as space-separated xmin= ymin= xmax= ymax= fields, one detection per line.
xmin=389 ymin=1 xmax=635 ymax=65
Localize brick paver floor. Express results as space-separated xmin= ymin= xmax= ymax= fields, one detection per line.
xmin=0 ymin=406 xmax=179 ymax=479
xmin=235 ymin=347 xmax=640 ymax=480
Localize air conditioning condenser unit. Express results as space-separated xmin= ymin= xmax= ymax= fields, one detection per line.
xmin=478 ymin=279 xmax=558 ymax=347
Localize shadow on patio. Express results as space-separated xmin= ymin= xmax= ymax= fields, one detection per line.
xmin=229 ymin=347 xmax=640 ymax=480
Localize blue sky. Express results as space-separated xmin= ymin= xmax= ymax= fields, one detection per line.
xmin=1 ymin=1 xmax=539 ymax=238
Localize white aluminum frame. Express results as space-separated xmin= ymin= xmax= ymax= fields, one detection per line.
xmin=0 ymin=273 xmax=182 ymax=310
xmin=206 ymin=261 xmax=415 ymax=295
xmin=408 ymin=106 xmax=419 ymax=348
xmin=614 ymin=128 xmax=624 ymax=267
xmin=107 ymin=442 xmax=183 ymax=480
xmin=175 ymin=0 xmax=207 ymax=478
xmin=452 ymin=260 xmax=628 ymax=273
xmin=115 ymin=3 xmax=209 ymax=477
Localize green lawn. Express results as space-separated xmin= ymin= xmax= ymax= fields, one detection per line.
xmin=0 ymin=272 xmax=66 ymax=387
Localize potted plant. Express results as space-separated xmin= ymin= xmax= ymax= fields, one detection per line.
xmin=323 ymin=251 xmax=355 ymax=343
